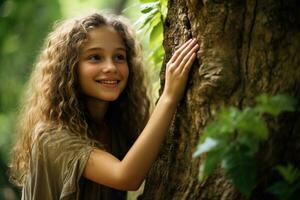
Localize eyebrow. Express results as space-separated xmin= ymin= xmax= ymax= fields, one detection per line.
xmin=84 ymin=47 xmax=126 ymax=53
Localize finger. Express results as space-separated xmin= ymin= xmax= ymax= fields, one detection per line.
xmin=169 ymin=39 xmax=192 ymax=63
xmin=173 ymin=39 xmax=198 ymax=66
xmin=169 ymin=39 xmax=193 ymax=63
xmin=182 ymin=53 xmax=196 ymax=74
xmin=176 ymin=43 xmax=199 ymax=70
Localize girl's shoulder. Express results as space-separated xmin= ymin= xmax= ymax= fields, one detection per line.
xmin=33 ymin=129 xmax=96 ymax=156
xmin=26 ymin=129 xmax=97 ymax=199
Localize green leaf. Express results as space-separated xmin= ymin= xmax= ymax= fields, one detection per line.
xmin=194 ymin=94 xmax=298 ymax=198
xmin=235 ymin=108 xmax=268 ymax=140
xmin=193 ymin=137 xmax=218 ymax=158
xmin=222 ymin=148 xmax=257 ymax=197
xmin=268 ymin=164 xmax=300 ymax=200
xmin=137 ymin=0 xmax=166 ymax=72
xmin=199 ymin=149 xmax=223 ymax=181
xmin=159 ymin=0 xmax=168 ymax=20
xmin=159 ymin=0 xmax=168 ymax=6
xmin=256 ymin=94 xmax=296 ymax=116
xmin=224 ymin=107 xmax=240 ymax=121
xmin=149 ymin=21 xmax=163 ymax=48
xmin=139 ymin=0 xmax=157 ymax=3
xmin=268 ymin=181 xmax=300 ymax=200
xmin=151 ymin=47 xmax=164 ymax=66
xmin=276 ymin=164 xmax=300 ymax=184
xmin=134 ymin=8 xmax=159 ymax=30
xmin=217 ymin=107 xmax=239 ymax=132
xmin=268 ymin=182 xmax=292 ymax=200
xmin=149 ymin=44 xmax=164 ymax=69
xmin=140 ymin=2 xmax=160 ymax=13
xmin=236 ymin=136 xmax=259 ymax=156
xmin=199 ymin=120 xmax=233 ymax=144
xmin=145 ymin=11 xmax=161 ymax=36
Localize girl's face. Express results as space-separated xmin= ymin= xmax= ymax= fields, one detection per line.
xmin=78 ymin=25 xmax=129 ymax=102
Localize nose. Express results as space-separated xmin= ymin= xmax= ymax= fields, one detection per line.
xmin=102 ymin=58 xmax=117 ymax=73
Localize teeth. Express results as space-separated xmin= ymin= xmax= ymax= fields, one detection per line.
xmin=98 ymin=80 xmax=118 ymax=84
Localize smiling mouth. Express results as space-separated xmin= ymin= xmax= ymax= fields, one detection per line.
xmin=95 ymin=80 xmax=120 ymax=87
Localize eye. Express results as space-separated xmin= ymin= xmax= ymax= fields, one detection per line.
xmin=88 ymin=54 xmax=102 ymax=62
xmin=113 ymin=54 xmax=127 ymax=63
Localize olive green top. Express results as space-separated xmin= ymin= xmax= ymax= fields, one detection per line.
xmin=22 ymin=131 xmax=126 ymax=200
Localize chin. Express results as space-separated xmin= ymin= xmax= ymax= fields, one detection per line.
xmin=102 ymin=94 xmax=121 ymax=102
xmin=106 ymin=97 xmax=119 ymax=101
xmin=102 ymin=89 xmax=126 ymax=102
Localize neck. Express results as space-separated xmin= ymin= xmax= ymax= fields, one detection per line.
xmin=85 ymin=98 xmax=112 ymax=150
xmin=85 ymin=98 xmax=109 ymax=126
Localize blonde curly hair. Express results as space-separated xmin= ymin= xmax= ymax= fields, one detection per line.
xmin=10 ymin=12 xmax=150 ymax=186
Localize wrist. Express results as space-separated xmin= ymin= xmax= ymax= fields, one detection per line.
xmin=159 ymin=92 xmax=178 ymax=108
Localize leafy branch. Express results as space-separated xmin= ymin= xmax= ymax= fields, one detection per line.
xmin=268 ymin=164 xmax=300 ymax=200
xmin=193 ymin=94 xmax=296 ymax=198
xmin=135 ymin=0 xmax=167 ymax=69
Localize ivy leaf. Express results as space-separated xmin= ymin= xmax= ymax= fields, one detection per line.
xmin=267 ymin=181 xmax=300 ymax=200
xmin=222 ymin=148 xmax=257 ymax=197
xmin=276 ymin=164 xmax=300 ymax=184
xmin=221 ymin=107 xmax=240 ymax=121
xmin=268 ymin=182 xmax=293 ymax=200
xmin=256 ymin=94 xmax=296 ymax=116
xmin=236 ymin=108 xmax=268 ymax=140
xmin=199 ymin=121 xmax=233 ymax=144
xmin=193 ymin=137 xmax=218 ymax=158
xmin=268 ymin=164 xmax=300 ymax=200
xmin=217 ymin=107 xmax=239 ymax=132
xmin=236 ymin=136 xmax=259 ymax=156
xmin=199 ymin=149 xmax=223 ymax=181
xmin=194 ymin=93 xmax=297 ymax=197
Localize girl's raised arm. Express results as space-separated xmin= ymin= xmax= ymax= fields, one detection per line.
xmin=83 ymin=39 xmax=199 ymax=190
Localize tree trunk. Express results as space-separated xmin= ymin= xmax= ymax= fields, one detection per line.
xmin=140 ymin=0 xmax=300 ymax=199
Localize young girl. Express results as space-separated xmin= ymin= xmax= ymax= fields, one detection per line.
xmin=10 ymin=11 xmax=199 ymax=199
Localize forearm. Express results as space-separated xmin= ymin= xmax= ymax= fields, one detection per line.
xmin=120 ymin=94 xmax=177 ymax=188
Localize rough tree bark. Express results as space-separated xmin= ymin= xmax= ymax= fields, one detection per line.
xmin=140 ymin=0 xmax=300 ymax=199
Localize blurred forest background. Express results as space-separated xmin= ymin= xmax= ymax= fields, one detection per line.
xmin=0 ymin=0 xmax=156 ymax=199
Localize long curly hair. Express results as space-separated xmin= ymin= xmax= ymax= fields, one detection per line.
xmin=10 ymin=12 xmax=150 ymax=186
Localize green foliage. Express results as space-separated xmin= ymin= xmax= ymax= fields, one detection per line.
xmin=0 ymin=113 xmax=15 ymax=163
xmin=255 ymin=94 xmax=296 ymax=116
xmin=135 ymin=0 xmax=167 ymax=69
xmin=0 ymin=0 xmax=62 ymax=114
xmin=0 ymin=0 xmax=62 ymax=163
xmin=193 ymin=94 xmax=296 ymax=198
xmin=268 ymin=164 xmax=300 ymax=200
xmin=0 ymin=0 xmax=62 ymax=198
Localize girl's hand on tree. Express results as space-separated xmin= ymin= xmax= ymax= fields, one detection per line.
xmin=162 ymin=38 xmax=199 ymax=104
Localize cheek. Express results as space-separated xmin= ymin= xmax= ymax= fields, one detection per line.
xmin=121 ymin=64 xmax=129 ymax=81
xmin=78 ymin=68 xmax=86 ymax=87
xmin=78 ymin=63 xmax=96 ymax=79
xmin=77 ymin=63 xmax=94 ymax=88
